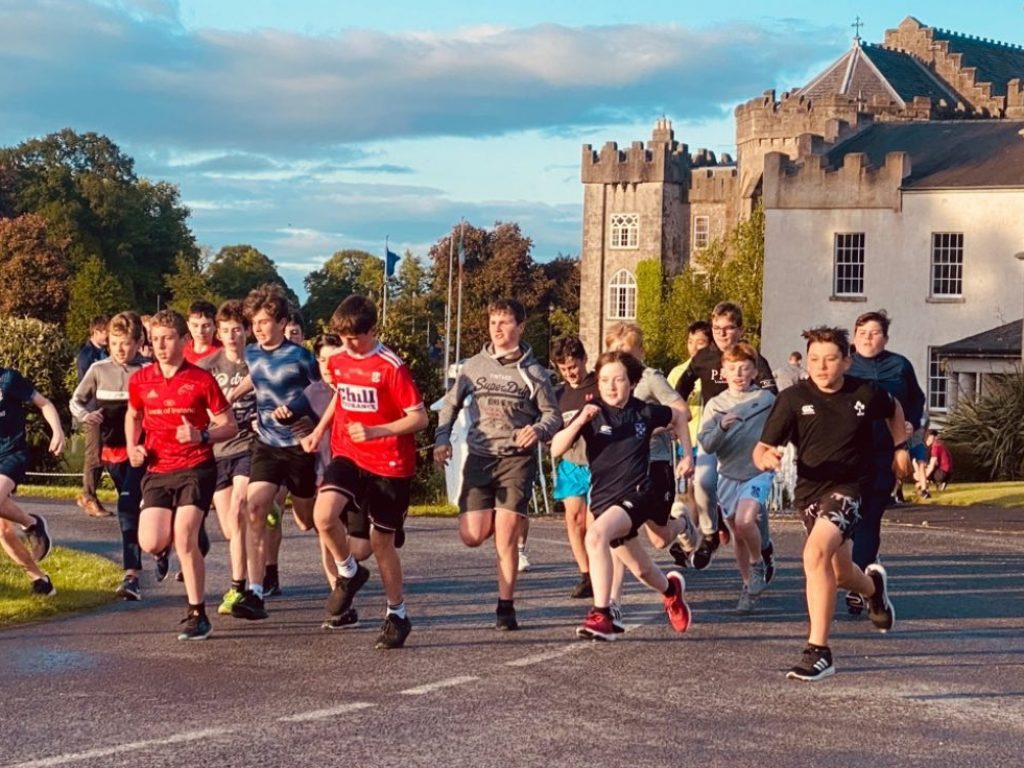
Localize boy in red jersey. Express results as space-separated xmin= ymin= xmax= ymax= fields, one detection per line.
xmin=303 ymin=296 xmax=427 ymax=649
xmin=126 ymin=310 xmax=238 ymax=640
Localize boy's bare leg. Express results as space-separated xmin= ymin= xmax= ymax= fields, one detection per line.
xmin=563 ymin=496 xmax=589 ymax=573
xmin=0 ymin=519 xmax=45 ymax=580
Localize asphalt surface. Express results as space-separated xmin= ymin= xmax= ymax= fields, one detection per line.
xmin=2 ymin=500 xmax=1022 ymax=768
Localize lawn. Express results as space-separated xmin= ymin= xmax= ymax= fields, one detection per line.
xmin=0 ymin=546 xmax=122 ymax=626
xmin=909 ymin=481 xmax=1024 ymax=509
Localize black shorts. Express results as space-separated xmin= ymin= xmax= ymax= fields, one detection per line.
xmin=249 ymin=441 xmax=316 ymax=499
xmin=215 ymin=451 xmax=252 ymax=492
xmin=592 ymin=479 xmax=660 ymax=547
xmin=933 ymin=467 xmax=952 ymax=485
xmin=459 ymin=453 xmax=537 ymax=517
xmin=799 ymin=490 xmax=861 ymax=542
xmin=0 ymin=450 xmax=29 ymax=489
xmin=141 ymin=463 xmax=217 ymax=513
xmin=644 ymin=461 xmax=675 ymax=528
xmin=321 ymin=456 xmax=411 ymax=544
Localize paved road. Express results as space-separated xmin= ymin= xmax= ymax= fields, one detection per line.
xmin=2 ymin=500 xmax=1022 ymax=768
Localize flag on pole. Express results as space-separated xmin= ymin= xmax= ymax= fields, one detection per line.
xmin=386 ymin=247 xmax=401 ymax=278
xmin=457 ymin=228 xmax=464 ymax=267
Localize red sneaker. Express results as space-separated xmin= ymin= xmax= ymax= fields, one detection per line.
xmin=576 ymin=608 xmax=617 ymax=641
xmin=663 ymin=571 xmax=692 ymax=633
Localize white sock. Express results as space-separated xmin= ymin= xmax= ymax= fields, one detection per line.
xmin=251 ymin=583 xmax=264 ymax=598
xmin=387 ymin=601 xmax=407 ymax=619
xmin=339 ymin=556 xmax=358 ymax=578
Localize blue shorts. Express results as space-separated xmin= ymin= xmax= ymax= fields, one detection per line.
xmin=553 ymin=461 xmax=591 ymax=501
xmin=717 ymin=471 xmax=773 ymax=519
xmin=909 ymin=443 xmax=928 ymax=463
xmin=0 ymin=450 xmax=29 ymax=489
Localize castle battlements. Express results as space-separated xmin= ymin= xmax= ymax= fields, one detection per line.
xmin=581 ymin=119 xmax=690 ymax=185
xmin=763 ymin=150 xmax=910 ymax=211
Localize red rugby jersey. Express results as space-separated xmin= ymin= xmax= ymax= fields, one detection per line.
xmin=326 ymin=342 xmax=424 ymax=478
xmin=128 ymin=361 xmax=230 ymax=473
xmin=182 ymin=339 xmax=223 ymax=364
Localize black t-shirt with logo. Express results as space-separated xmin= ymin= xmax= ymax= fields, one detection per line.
xmin=578 ymin=396 xmax=672 ymax=514
xmin=555 ymin=371 xmax=598 ymax=466
xmin=675 ymin=345 xmax=777 ymax=403
xmin=759 ymin=376 xmax=895 ymax=508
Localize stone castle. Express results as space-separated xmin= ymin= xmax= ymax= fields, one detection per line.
xmin=578 ymin=16 xmax=1024 ymax=360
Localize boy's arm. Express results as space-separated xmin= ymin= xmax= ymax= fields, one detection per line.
xmin=125 ymin=403 xmax=146 ymax=467
xmin=753 ymin=441 xmax=783 ymax=471
xmin=302 ymin=395 xmax=337 ymax=454
xmin=70 ymin=368 xmax=101 ymax=424
xmin=518 ymin=373 xmax=563 ymax=449
xmin=227 ymin=374 xmax=253 ymax=404
xmin=349 ymin=406 xmax=428 ymax=444
xmin=697 ymin=402 xmax=728 ymax=454
xmin=30 ymin=392 xmax=65 ymax=455
xmin=434 ymin=375 xmax=470 ymax=464
xmin=886 ymin=398 xmax=912 ymax=479
xmin=668 ymin=405 xmax=693 ymax=476
xmin=551 ymin=405 xmax=597 ymax=459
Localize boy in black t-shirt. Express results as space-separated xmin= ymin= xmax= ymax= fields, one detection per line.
xmin=755 ymin=327 xmax=909 ymax=682
xmin=552 ymin=351 xmax=691 ymax=641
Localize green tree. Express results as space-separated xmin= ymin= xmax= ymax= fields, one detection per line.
xmin=0 ymin=213 xmax=70 ymax=322
xmin=65 ymin=254 xmax=132 ymax=343
xmin=164 ymin=252 xmax=220 ymax=315
xmin=206 ymin=244 xmax=298 ymax=305
xmin=636 ymin=259 xmax=668 ymax=369
xmin=303 ymin=249 xmax=384 ymax=331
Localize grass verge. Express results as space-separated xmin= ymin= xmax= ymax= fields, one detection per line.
xmin=0 ymin=546 xmax=121 ymax=626
xmin=910 ymin=481 xmax=1024 ymax=509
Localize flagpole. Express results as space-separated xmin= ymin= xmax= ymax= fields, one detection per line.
xmin=382 ymin=236 xmax=389 ymax=328
xmin=443 ymin=230 xmax=454 ymax=387
xmin=454 ymin=219 xmax=465 ymax=367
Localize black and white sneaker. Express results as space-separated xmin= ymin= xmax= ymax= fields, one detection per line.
xmin=495 ymin=604 xmax=519 ymax=631
xmin=691 ymin=531 xmax=720 ymax=571
xmin=154 ymin=548 xmax=171 ymax=582
xmin=865 ymin=563 xmax=895 ymax=633
xmin=761 ymin=540 xmax=776 ymax=584
xmin=30 ymin=575 xmax=56 ymax=596
xmin=116 ymin=575 xmax=141 ymax=601
xmin=668 ymin=542 xmax=692 ymax=569
xmin=845 ymin=591 xmax=864 ymax=615
xmin=230 ymin=590 xmax=269 ymax=620
xmin=23 ymin=514 xmax=52 ymax=562
xmin=321 ymin=608 xmax=359 ymax=630
xmin=326 ymin=565 xmax=370 ymax=617
xmin=569 ymin=573 xmax=593 ymax=599
xmin=177 ymin=611 xmax=212 ymax=641
xmin=375 ymin=613 xmax=412 ymax=649
xmin=786 ymin=645 xmax=835 ymax=682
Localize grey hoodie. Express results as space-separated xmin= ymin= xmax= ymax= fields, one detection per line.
xmin=698 ymin=387 xmax=775 ymax=481
xmin=436 ymin=343 xmax=562 ymax=458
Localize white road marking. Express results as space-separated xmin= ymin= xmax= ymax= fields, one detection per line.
xmin=278 ymin=702 xmax=375 ymax=722
xmin=505 ymin=642 xmax=591 ymax=667
xmin=7 ymin=728 xmax=230 ymax=768
xmin=400 ymin=675 xmax=479 ymax=695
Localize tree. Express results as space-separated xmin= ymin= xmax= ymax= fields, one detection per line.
xmin=164 ymin=252 xmax=220 ymax=316
xmin=303 ymin=249 xmax=384 ymax=331
xmin=206 ymin=244 xmax=298 ymax=306
xmin=636 ymin=259 xmax=668 ymax=370
xmin=942 ymin=372 xmax=1024 ymax=480
xmin=0 ymin=129 xmax=198 ymax=311
xmin=0 ymin=214 xmax=70 ymax=322
xmin=65 ymin=254 xmax=133 ymax=343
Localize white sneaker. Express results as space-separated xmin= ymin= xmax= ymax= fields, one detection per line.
xmin=736 ymin=585 xmax=755 ymax=614
xmin=748 ymin=561 xmax=769 ymax=596
xmin=609 ymin=601 xmax=625 ymax=634
xmin=674 ymin=511 xmax=698 ymax=553
xmin=517 ymin=549 xmax=531 ymax=572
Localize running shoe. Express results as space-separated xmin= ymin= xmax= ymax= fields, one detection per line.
xmin=262 ymin=570 xmax=281 ymax=597
xmin=495 ymin=604 xmax=519 ymax=631
xmin=662 ymin=571 xmax=691 ymax=633
xmin=174 ymin=570 xmax=184 ymax=583
xmin=761 ymin=540 xmax=776 ymax=585
xmin=569 ymin=573 xmax=593 ymax=600
xmin=217 ymin=587 xmax=244 ymax=615
xmin=322 ymin=608 xmax=360 ymax=630
xmin=231 ymin=590 xmax=269 ymax=620
xmin=786 ymin=644 xmax=834 ymax=682
xmin=576 ymin=608 xmax=617 ymax=641
xmin=691 ymin=531 xmax=719 ymax=571
xmin=116 ymin=575 xmax=141 ymax=601
xmin=326 ymin=564 xmax=370 ymax=617
xmin=668 ymin=542 xmax=692 ymax=569
xmin=845 ymin=591 xmax=865 ymax=615
xmin=736 ymin=585 xmax=755 ymax=614
xmin=609 ymin=602 xmax=626 ymax=634
xmin=517 ymin=549 xmax=531 ymax=573
xmin=375 ymin=613 xmax=412 ymax=650
xmin=23 ymin=513 xmax=52 ymax=562
xmin=154 ymin=548 xmax=171 ymax=582
xmin=266 ymin=504 xmax=281 ymax=529
xmin=748 ymin=561 xmax=769 ymax=597
xmin=673 ymin=510 xmax=699 ymax=554
xmin=865 ymin=563 xmax=895 ymax=633
xmin=717 ymin=508 xmax=731 ymax=547
xmin=30 ymin=575 xmax=56 ymax=596
xmin=177 ymin=610 xmax=212 ymax=641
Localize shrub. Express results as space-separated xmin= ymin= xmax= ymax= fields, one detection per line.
xmin=942 ymin=372 xmax=1024 ymax=480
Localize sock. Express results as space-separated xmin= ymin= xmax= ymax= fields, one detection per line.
xmin=265 ymin=564 xmax=278 ymax=580
xmin=231 ymin=579 xmax=246 ymax=593
xmin=188 ymin=602 xmax=206 ymax=616
xmin=386 ymin=601 xmax=407 ymax=619
xmin=497 ymin=598 xmax=514 ymax=612
xmin=594 ymin=605 xmax=611 ymax=618
xmin=339 ymin=556 xmax=358 ymax=578
xmin=663 ymin=582 xmax=675 ymax=597
xmin=251 ymin=583 xmax=264 ymax=599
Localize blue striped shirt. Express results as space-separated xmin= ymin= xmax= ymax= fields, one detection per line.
xmin=245 ymin=340 xmax=320 ymax=448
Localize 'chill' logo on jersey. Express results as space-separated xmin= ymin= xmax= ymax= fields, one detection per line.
xmin=854 ymin=400 xmax=866 ymax=416
xmin=801 ymin=404 xmax=815 ymax=416
xmin=338 ymin=384 xmax=379 ymax=412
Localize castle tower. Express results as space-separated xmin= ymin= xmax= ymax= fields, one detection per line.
xmin=578 ymin=118 xmax=690 ymax=361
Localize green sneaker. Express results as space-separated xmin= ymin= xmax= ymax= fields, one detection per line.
xmin=266 ymin=504 xmax=281 ymax=529
xmin=218 ymin=587 xmax=244 ymax=615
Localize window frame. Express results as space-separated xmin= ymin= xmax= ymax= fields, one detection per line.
xmin=607 ymin=269 xmax=637 ymax=320
xmin=693 ymin=215 xmax=710 ymax=251
xmin=609 ymin=213 xmax=639 ymax=250
xmin=832 ymin=232 xmax=866 ymax=297
xmin=927 ymin=347 xmax=948 ymax=413
xmin=930 ymin=232 xmax=964 ymax=299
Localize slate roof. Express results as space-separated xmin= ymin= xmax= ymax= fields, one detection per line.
xmin=935 ymin=320 xmax=1022 ymax=358
xmin=824 ymin=120 xmax=1024 ymax=188
xmin=931 ymin=29 xmax=1024 ymax=98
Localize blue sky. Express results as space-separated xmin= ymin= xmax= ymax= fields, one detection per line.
xmin=3 ymin=0 xmax=1023 ymax=299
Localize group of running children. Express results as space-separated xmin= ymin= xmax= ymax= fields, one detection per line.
xmin=0 ymin=290 xmax=908 ymax=681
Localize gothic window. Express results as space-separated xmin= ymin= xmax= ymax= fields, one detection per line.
xmin=931 ymin=233 xmax=963 ymax=298
xmin=833 ymin=232 xmax=865 ymax=296
xmin=693 ymin=216 xmax=710 ymax=250
xmin=608 ymin=270 xmax=637 ymax=319
xmin=609 ymin=213 xmax=639 ymax=249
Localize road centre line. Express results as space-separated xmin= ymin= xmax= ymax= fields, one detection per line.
xmin=278 ymin=702 xmax=376 ymax=722
xmin=505 ymin=642 xmax=591 ymax=667
xmin=400 ymin=675 xmax=480 ymax=695
xmin=6 ymin=728 xmax=231 ymax=768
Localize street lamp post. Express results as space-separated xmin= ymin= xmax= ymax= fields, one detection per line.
xmin=1015 ymin=252 xmax=1024 ymax=364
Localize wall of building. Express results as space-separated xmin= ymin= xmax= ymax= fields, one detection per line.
xmin=762 ymin=188 xmax=1024 ymax=412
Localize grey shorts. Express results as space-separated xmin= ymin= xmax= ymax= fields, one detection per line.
xmin=459 ymin=453 xmax=537 ymax=517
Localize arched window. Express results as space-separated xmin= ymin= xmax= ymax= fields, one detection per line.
xmin=608 ymin=270 xmax=637 ymax=320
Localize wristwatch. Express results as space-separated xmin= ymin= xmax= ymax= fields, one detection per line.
xmin=200 ymin=429 xmax=210 ymax=444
